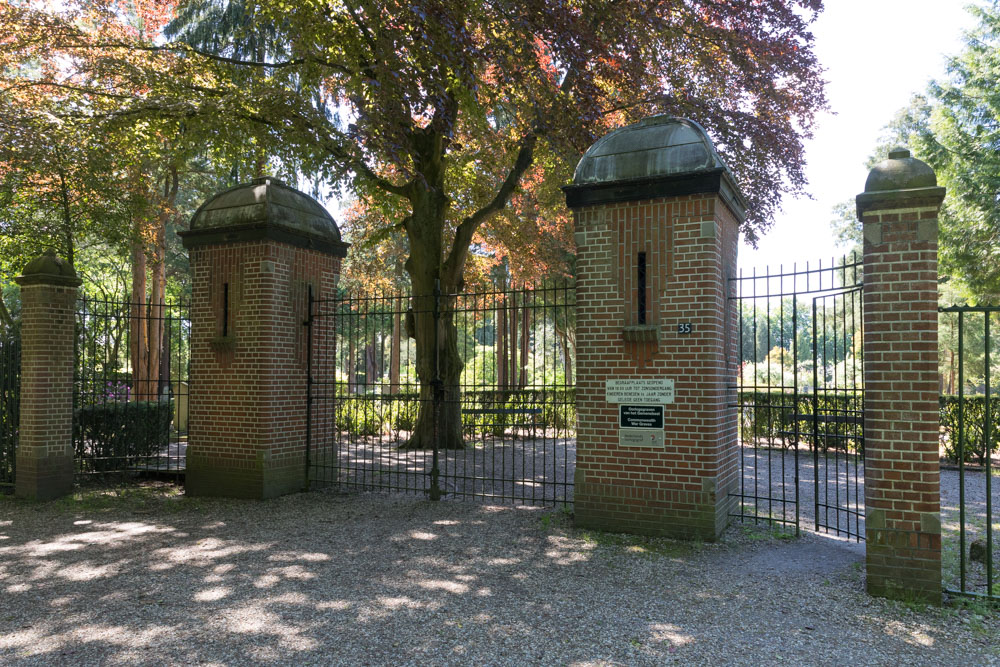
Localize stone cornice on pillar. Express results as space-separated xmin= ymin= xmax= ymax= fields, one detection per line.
xmin=855 ymin=187 xmax=946 ymax=217
xmin=14 ymin=251 xmax=82 ymax=288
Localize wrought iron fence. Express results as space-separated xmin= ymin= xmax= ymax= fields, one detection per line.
xmin=307 ymin=281 xmax=576 ymax=505
xmin=74 ymin=297 xmax=190 ymax=480
xmin=938 ymin=305 xmax=998 ymax=602
xmin=729 ymin=256 xmax=864 ymax=540
xmin=0 ymin=335 xmax=20 ymax=489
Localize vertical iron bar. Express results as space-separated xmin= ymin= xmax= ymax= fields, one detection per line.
xmin=834 ymin=293 xmax=841 ymax=536
xmin=304 ymin=285 xmax=314 ymax=490
xmin=959 ymin=311 xmax=966 ymax=592
xmin=985 ymin=312 xmax=993 ymax=595
xmin=813 ymin=295 xmax=820 ymax=533
xmin=792 ymin=271 xmax=800 ymax=536
xmin=429 ymin=280 xmax=442 ymax=501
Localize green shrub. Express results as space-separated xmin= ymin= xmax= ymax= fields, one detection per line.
xmin=738 ymin=391 xmax=864 ymax=453
xmin=332 ymin=387 xmax=578 ymax=438
xmin=334 ymin=397 xmax=383 ymax=436
xmin=939 ymin=395 xmax=999 ymax=465
xmin=74 ymin=400 xmax=172 ymax=470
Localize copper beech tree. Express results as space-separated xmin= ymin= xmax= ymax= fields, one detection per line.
xmin=3 ymin=0 xmax=828 ymax=449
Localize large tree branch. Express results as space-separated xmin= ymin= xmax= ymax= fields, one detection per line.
xmin=442 ymin=134 xmax=537 ymax=286
xmin=279 ymin=106 xmax=414 ymax=198
xmin=58 ymin=41 xmax=354 ymax=74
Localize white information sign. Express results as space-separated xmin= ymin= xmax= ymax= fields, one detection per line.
xmin=605 ymin=378 xmax=675 ymax=404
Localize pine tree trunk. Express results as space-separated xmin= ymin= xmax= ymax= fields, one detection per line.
xmin=519 ymin=295 xmax=529 ymax=388
xmin=348 ymin=334 xmax=357 ymax=394
xmin=130 ymin=241 xmax=148 ymax=403
xmin=561 ymin=330 xmax=574 ymax=386
xmin=147 ymin=214 xmax=166 ymax=401
xmin=496 ymin=300 xmax=507 ymax=390
xmin=390 ymin=304 xmax=401 ymax=394
xmin=508 ymin=294 xmax=518 ymax=391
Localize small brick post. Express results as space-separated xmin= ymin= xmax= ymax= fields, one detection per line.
xmin=14 ymin=251 xmax=81 ymax=501
xmin=564 ymin=117 xmax=744 ymax=539
xmin=857 ymin=148 xmax=945 ymax=602
xmin=180 ymin=178 xmax=348 ymax=499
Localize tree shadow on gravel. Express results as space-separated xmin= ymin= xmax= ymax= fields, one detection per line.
xmin=0 ymin=487 xmax=996 ymax=665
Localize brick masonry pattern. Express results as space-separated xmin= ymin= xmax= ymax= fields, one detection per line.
xmin=16 ymin=283 xmax=77 ymax=500
xmin=185 ymin=240 xmax=340 ymax=499
xmin=862 ymin=205 xmax=942 ymax=601
xmin=573 ymin=193 xmax=740 ymax=539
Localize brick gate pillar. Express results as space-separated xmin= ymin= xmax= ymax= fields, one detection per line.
xmin=180 ymin=178 xmax=348 ymax=499
xmin=564 ymin=117 xmax=744 ymax=539
xmin=14 ymin=251 xmax=81 ymax=500
xmin=857 ymin=148 xmax=945 ymax=602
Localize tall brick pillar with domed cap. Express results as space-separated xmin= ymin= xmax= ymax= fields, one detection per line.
xmin=857 ymin=149 xmax=945 ymax=602
xmin=14 ymin=251 xmax=81 ymax=500
xmin=180 ymin=177 xmax=349 ymax=499
xmin=564 ymin=117 xmax=745 ymax=539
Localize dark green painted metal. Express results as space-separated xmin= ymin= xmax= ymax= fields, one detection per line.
xmin=0 ymin=335 xmax=20 ymax=488
xmin=940 ymin=304 xmax=999 ymax=602
xmin=305 ymin=281 xmax=576 ymax=506
xmin=73 ymin=296 xmax=190 ymax=481
xmin=729 ymin=255 xmax=864 ymax=539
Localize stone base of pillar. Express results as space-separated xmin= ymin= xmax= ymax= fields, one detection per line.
xmin=866 ymin=511 xmax=942 ymax=603
xmin=574 ymin=472 xmax=734 ymax=540
xmin=15 ymin=453 xmax=74 ymax=501
xmin=185 ymin=453 xmax=305 ymax=500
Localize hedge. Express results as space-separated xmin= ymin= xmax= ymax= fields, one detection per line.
xmin=332 ymin=388 xmax=577 ymax=439
xmin=738 ymin=391 xmax=863 ymax=453
xmin=74 ymin=400 xmax=172 ymax=471
xmin=939 ymin=395 xmax=999 ymax=465
xmin=740 ymin=391 xmax=1000 ymax=465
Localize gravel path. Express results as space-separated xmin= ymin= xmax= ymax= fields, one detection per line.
xmin=309 ymin=432 xmax=575 ymax=505
xmin=1 ymin=488 xmax=997 ymax=665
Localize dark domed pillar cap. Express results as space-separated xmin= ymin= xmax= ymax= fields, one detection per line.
xmin=856 ymin=148 xmax=945 ymax=217
xmin=180 ymin=177 xmax=350 ymax=257
xmin=15 ymin=250 xmax=82 ymax=287
xmin=563 ymin=116 xmax=747 ymax=222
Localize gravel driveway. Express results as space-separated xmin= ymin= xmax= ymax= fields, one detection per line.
xmin=1 ymin=488 xmax=997 ymax=665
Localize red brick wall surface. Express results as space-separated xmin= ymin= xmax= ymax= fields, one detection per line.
xmin=185 ymin=240 xmax=340 ymax=499
xmin=861 ymin=205 xmax=942 ymax=601
xmin=15 ymin=283 xmax=78 ymax=500
xmin=573 ymin=193 xmax=739 ymax=539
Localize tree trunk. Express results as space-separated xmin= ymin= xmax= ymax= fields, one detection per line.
xmin=364 ymin=330 xmax=379 ymax=390
xmin=390 ymin=305 xmax=401 ymax=393
xmin=399 ymin=290 xmax=465 ymax=450
xmin=347 ymin=332 xmax=356 ymax=394
xmin=130 ymin=240 xmax=149 ymax=402
xmin=147 ymin=213 xmax=166 ymax=400
xmin=519 ymin=295 xmax=530 ymax=388
xmin=496 ymin=300 xmax=507 ymax=390
xmin=508 ymin=294 xmax=518 ymax=391
xmin=561 ymin=329 xmax=574 ymax=386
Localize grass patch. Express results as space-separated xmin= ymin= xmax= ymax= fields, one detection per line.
xmin=0 ymin=481 xmax=191 ymax=516
xmin=739 ymin=523 xmax=798 ymax=542
xmin=576 ymin=529 xmax=698 ymax=559
xmin=538 ymin=503 xmax=574 ymax=532
xmin=40 ymin=481 xmax=189 ymax=514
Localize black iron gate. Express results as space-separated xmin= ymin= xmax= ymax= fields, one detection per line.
xmin=938 ymin=305 xmax=998 ymax=602
xmin=730 ymin=256 xmax=865 ymax=540
xmin=0 ymin=335 xmax=20 ymax=490
xmin=74 ymin=297 xmax=190 ymax=479
xmin=306 ymin=281 xmax=576 ymax=505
